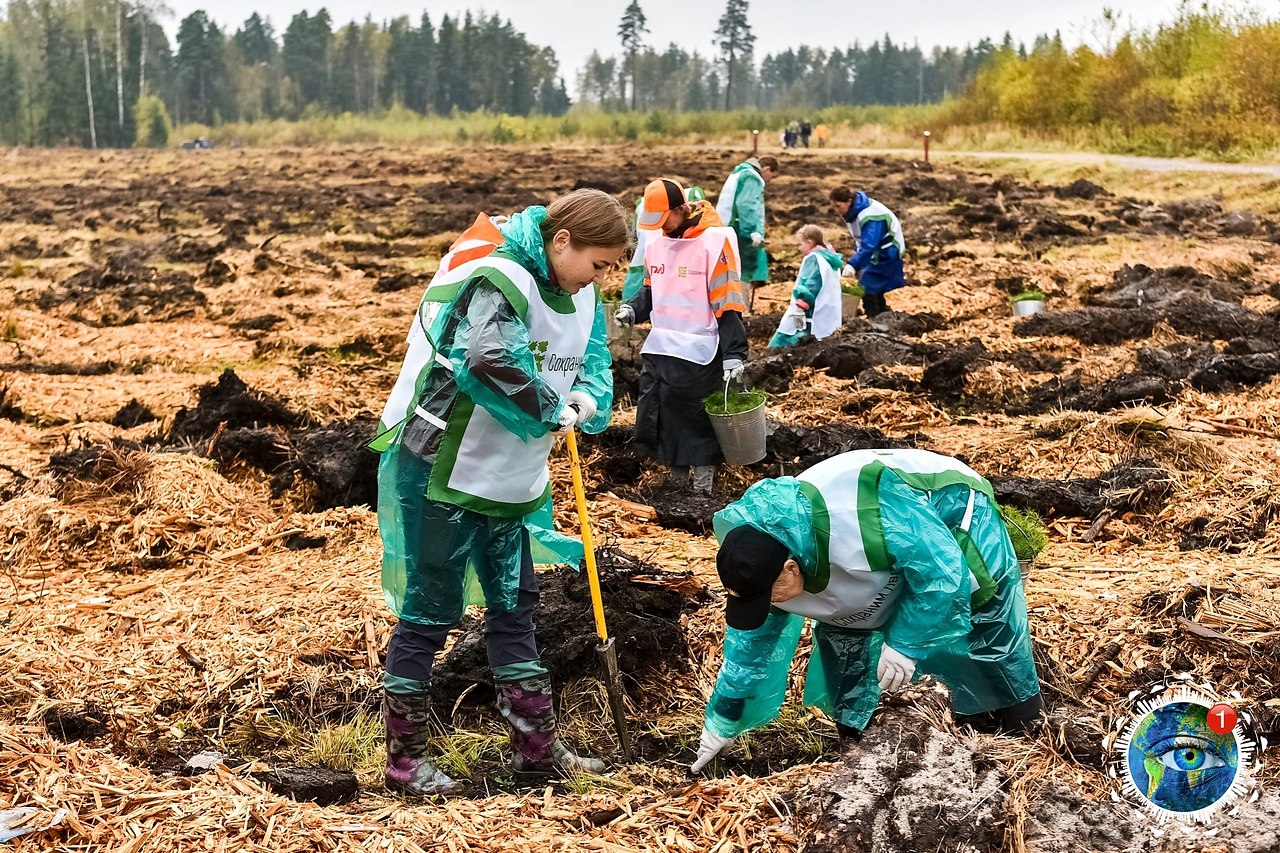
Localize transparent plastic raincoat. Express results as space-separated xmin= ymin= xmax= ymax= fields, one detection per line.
xmin=703 ymin=453 xmax=1041 ymax=737
xmin=377 ymin=206 xmax=613 ymax=625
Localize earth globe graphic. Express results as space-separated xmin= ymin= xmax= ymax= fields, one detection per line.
xmin=1125 ymin=700 xmax=1238 ymax=815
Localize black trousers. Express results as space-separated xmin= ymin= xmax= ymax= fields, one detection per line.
xmin=862 ymin=293 xmax=890 ymax=317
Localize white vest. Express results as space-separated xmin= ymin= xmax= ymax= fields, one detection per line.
xmin=372 ymin=237 xmax=501 ymax=451
xmin=848 ymin=199 xmax=906 ymax=255
xmin=715 ymin=172 xmax=740 ymax=227
xmin=627 ymin=200 xmax=650 ymax=273
xmin=715 ymin=168 xmax=763 ymax=235
xmin=780 ymin=449 xmax=989 ymax=629
xmin=430 ymin=258 xmax=596 ymax=514
xmin=777 ymin=253 xmax=843 ymax=340
xmin=641 ymin=226 xmax=737 ymax=365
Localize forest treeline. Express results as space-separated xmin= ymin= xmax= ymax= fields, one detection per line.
xmin=940 ymin=7 xmax=1280 ymax=156
xmin=0 ymin=0 xmax=1005 ymax=147
xmin=0 ymin=1 xmax=1277 ymax=157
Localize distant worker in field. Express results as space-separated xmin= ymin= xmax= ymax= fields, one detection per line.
xmin=786 ymin=119 xmax=801 ymax=148
xmin=799 ymin=120 xmax=812 ymax=148
xmin=768 ymin=224 xmax=843 ymax=348
xmin=373 ymin=189 xmax=630 ymax=796
xmin=813 ymin=123 xmax=830 ymax=148
xmin=614 ymin=178 xmax=747 ymax=495
xmin=690 ymin=448 xmax=1045 ymax=773
xmin=829 ymin=187 xmax=905 ymax=318
xmin=715 ymin=155 xmax=778 ymax=313
xmin=622 ymin=186 xmax=705 ymax=302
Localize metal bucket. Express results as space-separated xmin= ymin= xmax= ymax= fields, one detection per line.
xmin=603 ymin=300 xmax=627 ymax=343
xmin=842 ymin=293 xmax=860 ymax=321
xmin=1012 ymin=299 xmax=1046 ymax=317
xmin=707 ymin=398 xmax=767 ymax=466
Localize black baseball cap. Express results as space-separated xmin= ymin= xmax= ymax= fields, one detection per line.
xmin=716 ymin=526 xmax=791 ymax=631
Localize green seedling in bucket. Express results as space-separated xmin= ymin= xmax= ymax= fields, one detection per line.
xmin=1002 ymin=505 xmax=1048 ymax=563
xmin=704 ymin=388 xmax=766 ymax=416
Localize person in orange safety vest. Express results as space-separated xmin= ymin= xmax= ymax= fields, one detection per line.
xmin=613 ymin=178 xmax=748 ymax=495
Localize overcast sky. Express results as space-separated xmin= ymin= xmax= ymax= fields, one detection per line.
xmin=164 ymin=0 xmax=1191 ymax=83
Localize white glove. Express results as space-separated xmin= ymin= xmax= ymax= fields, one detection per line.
xmin=877 ymin=644 xmax=916 ymax=692
xmin=566 ymin=391 xmax=597 ymax=425
xmin=614 ymin=304 xmax=635 ymax=327
xmin=690 ymin=727 xmax=734 ymax=774
xmin=552 ymin=403 xmax=579 ymax=434
xmin=785 ymin=304 xmax=808 ymax=322
xmin=749 ymin=232 xmax=764 ymax=248
xmin=842 ymin=263 xmax=858 ymax=278
xmin=722 ymin=359 xmax=745 ymax=383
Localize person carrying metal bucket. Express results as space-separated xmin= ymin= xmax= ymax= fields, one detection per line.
xmin=373 ymin=189 xmax=630 ymax=795
xmin=691 ymin=448 xmax=1044 ymax=773
xmin=614 ymin=177 xmax=747 ymax=495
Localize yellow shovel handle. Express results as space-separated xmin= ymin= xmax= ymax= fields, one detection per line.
xmin=564 ymin=429 xmax=609 ymax=642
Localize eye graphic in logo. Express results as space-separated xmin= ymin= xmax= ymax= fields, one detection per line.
xmin=529 ymin=340 xmax=547 ymax=371
xmin=1105 ymin=678 xmax=1264 ymax=825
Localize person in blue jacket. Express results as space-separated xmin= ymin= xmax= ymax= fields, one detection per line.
xmin=829 ymin=187 xmax=905 ymax=318
xmin=690 ymin=449 xmax=1044 ymax=773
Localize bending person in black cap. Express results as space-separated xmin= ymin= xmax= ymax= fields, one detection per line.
xmin=691 ymin=448 xmax=1044 ymax=773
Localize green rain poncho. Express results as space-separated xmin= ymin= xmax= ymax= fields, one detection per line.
xmin=716 ymin=163 xmax=768 ymax=283
xmin=377 ymin=206 xmax=613 ymax=624
xmin=768 ymin=247 xmax=844 ymax=348
xmin=703 ymin=461 xmax=1041 ymax=737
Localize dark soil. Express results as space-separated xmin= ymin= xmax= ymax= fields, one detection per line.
xmin=763 ymin=423 xmax=914 ymax=474
xmin=44 ymin=705 xmax=110 ymax=742
xmin=643 ymin=484 xmax=728 ymax=534
xmin=0 ymin=384 xmax=27 ymax=422
xmin=249 ymin=765 xmax=359 ymax=806
xmin=293 ymin=417 xmax=380 ymax=509
xmin=110 ymin=399 xmax=158 ymax=429
xmin=1190 ymin=351 xmax=1280 ymax=392
xmin=1056 ymin=179 xmax=1109 ymax=200
xmin=33 ymin=248 xmax=208 ymax=327
xmin=990 ymin=458 xmax=1172 ymax=519
xmin=230 ymin=314 xmax=286 ymax=332
xmin=1010 ymin=372 xmax=1174 ymax=416
xmin=373 ymin=272 xmax=422 ymax=293
xmin=1016 ymin=293 xmax=1278 ymax=344
xmin=165 ymin=372 xmax=377 ymax=509
xmin=430 ymin=550 xmax=704 ymax=704
xmin=1085 ymin=264 xmax=1252 ymax=307
xmin=169 ymin=369 xmax=305 ymax=442
xmin=801 ymin=687 xmax=1006 ymax=853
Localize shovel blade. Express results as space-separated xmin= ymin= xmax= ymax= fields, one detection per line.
xmin=596 ymin=637 xmax=633 ymax=761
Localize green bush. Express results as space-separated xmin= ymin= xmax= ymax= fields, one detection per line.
xmin=704 ymin=388 xmax=766 ymax=415
xmin=133 ymin=95 xmax=172 ymax=148
xmin=1002 ymin=505 xmax=1048 ymax=562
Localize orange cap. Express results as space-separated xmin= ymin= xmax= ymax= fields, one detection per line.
xmin=637 ymin=178 xmax=687 ymax=230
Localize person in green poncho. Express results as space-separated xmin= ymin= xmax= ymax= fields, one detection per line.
xmin=715 ymin=156 xmax=778 ymax=313
xmin=690 ymin=449 xmax=1044 ymax=773
xmin=768 ymin=224 xmax=845 ymax=348
xmin=375 ymin=189 xmax=630 ymax=796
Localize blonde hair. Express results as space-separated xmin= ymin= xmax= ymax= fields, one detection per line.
xmin=795 ymin=224 xmax=825 ymax=246
xmin=541 ymin=189 xmax=631 ymax=251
